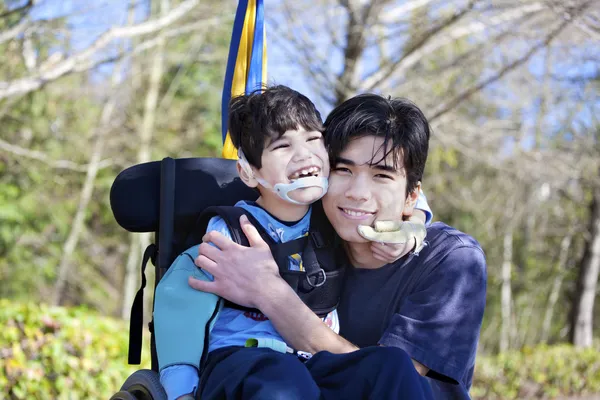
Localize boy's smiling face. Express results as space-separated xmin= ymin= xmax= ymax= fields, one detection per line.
xmin=243 ymin=127 xmax=330 ymax=207
xmin=322 ymin=135 xmax=418 ymax=244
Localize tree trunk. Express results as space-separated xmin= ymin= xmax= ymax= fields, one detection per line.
xmin=121 ymin=0 xmax=168 ymax=320
xmin=500 ymin=228 xmax=513 ymax=352
xmin=52 ymin=98 xmax=117 ymax=305
xmin=540 ymin=232 xmax=572 ymax=343
xmin=570 ymin=185 xmax=600 ymax=348
xmin=517 ymin=295 xmax=536 ymax=347
xmin=334 ymin=1 xmax=386 ymax=105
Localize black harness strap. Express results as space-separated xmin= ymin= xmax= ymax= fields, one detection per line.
xmin=203 ymin=206 xmax=305 ymax=274
xmin=128 ymin=243 xmax=157 ymax=365
xmin=185 ymin=203 xmax=344 ymax=318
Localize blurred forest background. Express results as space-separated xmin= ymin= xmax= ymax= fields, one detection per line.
xmin=0 ymin=0 xmax=599 ymax=398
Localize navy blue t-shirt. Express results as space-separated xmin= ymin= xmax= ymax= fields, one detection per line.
xmin=337 ymin=222 xmax=487 ymax=399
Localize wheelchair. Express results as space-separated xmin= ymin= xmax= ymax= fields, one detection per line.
xmin=109 ymin=157 xmax=258 ymax=400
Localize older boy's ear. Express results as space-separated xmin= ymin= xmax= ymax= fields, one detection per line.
xmin=402 ymin=181 xmax=421 ymax=217
xmin=237 ymin=160 xmax=258 ymax=188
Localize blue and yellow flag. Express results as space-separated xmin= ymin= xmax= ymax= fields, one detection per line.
xmin=221 ymin=0 xmax=267 ymax=159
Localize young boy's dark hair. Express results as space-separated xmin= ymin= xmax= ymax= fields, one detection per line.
xmin=324 ymin=94 xmax=430 ymax=196
xmin=228 ymin=85 xmax=324 ymax=168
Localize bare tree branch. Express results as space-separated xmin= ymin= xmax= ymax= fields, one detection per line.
xmin=0 ymin=16 xmax=30 ymax=45
xmin=429 ymin=13 xmax=579 ymax=122
xmin=157 ymin=27 xmax=218 ymax=113
xmin=0 ymin=137 xmax=113 ymax=172
xmin=361 ymin=2 xmax=545 ymax=91
xmin=378 ymin=0 xmax=438 ymax=24
xmin=546 ymin=0 xmax=600 ymax=40
xmin=363 ymin=0 xmax=479 ymax=91
xmin=391 ymin=29 xmax=512 ymax=86
xmin=0 ymin=0 xmax=202 ymax=100
xmin=0 ymin=0 xmax=35 ymax=20
xmin=67 ymin=17 xmax=226 ymax=76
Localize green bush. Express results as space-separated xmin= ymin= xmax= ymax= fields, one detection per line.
xmin=472 ymin=344 xmax=600 ymax=399
xmin=0 ymin=299 xmax=150 ymax=399
xmin=2 ymin=299 xmax=599 ymax=399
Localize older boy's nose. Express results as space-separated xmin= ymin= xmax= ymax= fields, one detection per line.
xmin=345 ymin=176 xmax=371 ymax=202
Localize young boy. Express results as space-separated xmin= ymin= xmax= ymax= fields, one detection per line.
xmin=155 ymin=85 xmax=432 ymax=400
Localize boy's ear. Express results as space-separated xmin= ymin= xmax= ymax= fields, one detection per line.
xmin=237 ymin=160 xmax=258 ymax=188
xmin=402 ymin=181 xmax=421 ymax=217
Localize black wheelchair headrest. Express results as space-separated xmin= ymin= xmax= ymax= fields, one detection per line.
xmin=110 ymin=157 xmax=258 ymax=233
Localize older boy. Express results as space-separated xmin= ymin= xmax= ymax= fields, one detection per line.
xmin=192 ymin=94 xmax=486 ymax=400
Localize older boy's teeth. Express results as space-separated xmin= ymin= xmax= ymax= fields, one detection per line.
xmin=343 ymin=209 xmax=368 ymax=217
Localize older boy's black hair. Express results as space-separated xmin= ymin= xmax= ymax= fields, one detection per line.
xmin=324 ymin=94 xmax=430 ymax=196
xmin=228 ymin=85 xmax=324 ymax=169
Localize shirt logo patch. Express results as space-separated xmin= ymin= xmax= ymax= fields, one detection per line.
xmin=267 ymin=223 xmax=286 ymax=242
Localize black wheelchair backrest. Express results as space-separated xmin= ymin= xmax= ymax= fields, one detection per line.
xmin=110 ymin=157 xmax=259 ymax=368
xmin=110 ymin=157 xmax=258 ymax=267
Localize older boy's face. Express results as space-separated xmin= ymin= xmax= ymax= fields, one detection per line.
xmin=257 ymin=128 xmax=330 ymax=204
xmin=322 ymin=135 xmax=416 ymax=243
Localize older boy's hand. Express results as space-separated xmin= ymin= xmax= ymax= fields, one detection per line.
xmin=189 ymin=215 xmax=285 ymax=309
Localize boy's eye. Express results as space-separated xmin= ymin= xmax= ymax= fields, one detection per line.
xmin=375 ymin=174 xmax=394 ymax=180
xmin=272 ymin=143 xmax=289 ymax=150
xmin=333 ymin=167 xmax=351 ymax=174
xmin=307 ymin=136 xmax=322 ymax=142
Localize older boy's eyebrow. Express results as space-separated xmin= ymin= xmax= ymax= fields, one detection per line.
xmin=372 ymin=164 xmax=398 ymax=173
xmin=334 ymin=157 xmax=356 ymax=166
xmin=336 ymin=157 xmax=397 ymax=173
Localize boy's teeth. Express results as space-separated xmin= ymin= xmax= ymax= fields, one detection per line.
xmin=289 ymin=166 xmax=320 ymax=180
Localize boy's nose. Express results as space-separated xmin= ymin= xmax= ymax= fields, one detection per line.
xmin=293 ymin=145 xmax=313 ymax=162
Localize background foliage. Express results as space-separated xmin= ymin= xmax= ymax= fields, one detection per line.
xmin=1 ymin=300 xmax=599 ymax=399
xmin=0 ymin=299 xmax=150 ymax=399
xmin=0 ymin=0 xmax=599 ymax=398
